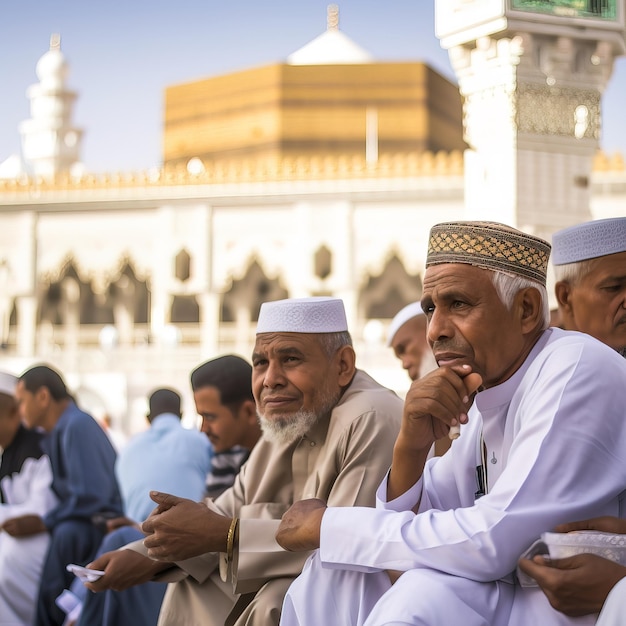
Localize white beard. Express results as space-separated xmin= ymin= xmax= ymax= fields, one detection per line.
xmin=258 ymin=387 xmax=340 ymax=445
xmin=259 ymin=409 xmax=320 ymax=445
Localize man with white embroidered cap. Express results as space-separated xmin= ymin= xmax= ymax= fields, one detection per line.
xmin=550 ymin=216 xmax=626 ymax=357
xmin=0 ymin=371 xmax=57 ymax=625
xmin=81 ymin=296 xmax=402 ymax=626
xmin=516 ymin=216 xmax=626 ymax=621
xmin=276 ymin=221 xmax=626 ymax=626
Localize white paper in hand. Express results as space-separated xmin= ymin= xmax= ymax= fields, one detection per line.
xmin=66 ymin=563 xmax=106 ymax=583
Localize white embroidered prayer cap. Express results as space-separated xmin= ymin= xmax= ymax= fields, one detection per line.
xmin=256 ymin=297 xmax=348 ymax=334
xmin=386 ymin=302 xmax=424 ymax=347
xmin=552 ymin=217 xmax=626 ymax=266
xmin=0 ymin=371 xmax=18 ymax=397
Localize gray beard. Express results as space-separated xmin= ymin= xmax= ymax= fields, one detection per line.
xmin=259 ymin=409 xmax=320 ymax=445
xmin=258 ymin=388 xmax=340 ymax=445
xmin=617 ymin=346 xmax=626 ymax=359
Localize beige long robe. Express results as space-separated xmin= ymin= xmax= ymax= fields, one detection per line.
xmin=130 ymin=370 xmax=402 ymax=626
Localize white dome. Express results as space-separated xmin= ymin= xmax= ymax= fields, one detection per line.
xmin=36 ymin=34 xmax=68 ymax=89
xmin=287 ymin=5 xmax=373 ymax=66
xmin=288 ymin=29 xmax=373 ymax=65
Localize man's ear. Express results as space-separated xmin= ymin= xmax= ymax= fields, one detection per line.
xmin=36 ymin=386 xmax=51 ymax=405
xmin=335 ymin=345 xmax=356 ymax=386
xmin=240 ymin=399 xmax=258 ymax=424
xmin=518 ymin=287 xmax=543 ymax=334
xmin=554 ymin=281 xmax=572 ymax=313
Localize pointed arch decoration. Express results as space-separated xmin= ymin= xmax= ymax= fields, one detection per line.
xmin=221 ymin=258 xmax=288 ymax=323
xmin=358 ymin=253 xmax=423 ymax=319
xmin=106 ymin=258 xmax=150 ymax=324
xmin=37 ymin=257 xmax=104 ymax=325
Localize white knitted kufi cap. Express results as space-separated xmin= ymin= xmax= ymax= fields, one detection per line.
xmin=0 ymin=371 xmax=18 ymax=396
xmin=552 ymin=217 xmax=626 ymax=265
xmin=256 ymin=297 xmax=348 ymax=334
xmin=386 ymin=302 xmax=424 ymax=347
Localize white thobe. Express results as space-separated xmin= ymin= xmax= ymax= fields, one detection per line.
xmin=596 ymin=577 xmax=626 ymax=626
xmin=0 ymin=453 xmax=57 ymax=625
xmin=281 ymin=329 xmax=626 ymax=626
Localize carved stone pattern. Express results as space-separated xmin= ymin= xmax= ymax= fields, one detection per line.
xmin=516 ymin=84 xmax=600 ymax=139
xmin=463 ymin=85 xmax=516 ymax=146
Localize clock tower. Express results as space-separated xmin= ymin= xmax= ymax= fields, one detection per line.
xmin=435 ymin=0 xmax=625 ymax=240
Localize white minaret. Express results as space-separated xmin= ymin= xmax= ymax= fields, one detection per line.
xmin=19 ymin=34 xmax=84 ymax=179
xmin=435 ymin=1 xmax=625 ymax=240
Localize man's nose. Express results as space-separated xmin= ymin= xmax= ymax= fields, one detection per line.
xmin=263 ymin=360 xmax=286 ymax=388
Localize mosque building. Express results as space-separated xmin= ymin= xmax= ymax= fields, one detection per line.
xmin=0 ymin=5 xmax=624 ymax=431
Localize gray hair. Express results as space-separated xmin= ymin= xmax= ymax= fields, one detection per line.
xmin=490 ymin=271 xmax=550 ymax=330
xmin=317 ymin=331 xmax=353 ymax=359
xmin=553 ymin=259 xmax=595 ymax=285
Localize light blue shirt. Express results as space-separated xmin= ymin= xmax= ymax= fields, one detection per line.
xmin=115 ymin=413 xmax=212 ymax=522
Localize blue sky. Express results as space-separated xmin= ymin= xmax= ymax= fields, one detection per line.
xmin=1 ymin=0 xmax=626 ymax=173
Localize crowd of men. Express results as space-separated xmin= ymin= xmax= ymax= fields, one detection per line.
xmin=0 ymin=216 xmax=624 ymax=626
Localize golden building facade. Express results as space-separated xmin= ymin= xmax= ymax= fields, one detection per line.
xmin=163 ymin=62 xmax=467 ymax=168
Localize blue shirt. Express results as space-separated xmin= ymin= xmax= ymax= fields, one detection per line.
xmin=42 ymin=401 xmax=123 ymax=529
xmin=115 ymin=413 xmax=213 ymax=522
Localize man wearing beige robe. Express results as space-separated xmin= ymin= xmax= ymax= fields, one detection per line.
xmin=85 ymin=297 xmax=403 ymax=626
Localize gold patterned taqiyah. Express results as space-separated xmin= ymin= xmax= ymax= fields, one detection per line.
xmin=426 ymin=221 xmax=551 ymax=285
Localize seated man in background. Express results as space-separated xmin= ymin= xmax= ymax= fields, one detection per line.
xmin=0 ymin=371 xmax=57 ymax=625
xmin=386 ymin=302 xmax=434 ymax=382
xmin=195 ymin=355 xmax=262 ymax=500
xmin=387 ymin=301 xmax=449 ymax=456
xmin=551 ymin=216 xmax=626 ymax=357
xmin=276 ymin=221 xmax=626 ymax=626
xmin=14 ymin=364 xmax=123 ymax=626
xmin=72 ymin=386 xmax=213 ymax=626
xmin=518 ymin=216 xmax=626 ymax=621
xmin=85 ymin=296 xmax=403 ymax=626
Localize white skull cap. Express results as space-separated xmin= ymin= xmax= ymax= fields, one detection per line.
xmin=552 ymin=217 xmax=626 ymax=265
xmin=256 ymin=297 xmax=348 ymax=334
xmin=386 ymin=302 xmax=424 ymax=347
xmin=0 ymin=371 xmax=18 ymax=396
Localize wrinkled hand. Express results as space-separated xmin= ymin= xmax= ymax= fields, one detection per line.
xmin=84 ymin=548 xmax=169 ymax=592
xmin=1 ymin=514 xmax=47 ymax=537
xmin=276 ymin=498 xmax=326 ymax=552
xmin=388 ymin=365 xmax=482 ymax=501
xmin=518 ymin=553 xmax=626 ymax=616
xmin=555 ymin=516 xmax=626 ymax=536
xmin=399 ymin=365 xmax=482 ymax=452
xmin=142 ymin=491 xmax=231 ymax=562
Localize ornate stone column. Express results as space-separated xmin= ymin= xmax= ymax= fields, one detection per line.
xmin=436 ymin=1 xmax=625 ymax=236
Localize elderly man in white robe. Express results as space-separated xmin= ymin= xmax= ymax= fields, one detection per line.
xmin=517 ymin=216 xmax=626 ymax=623
xmin=0 ymin=371 xmax=57 ymax=624
xmin=276 ymin=220 xmax=626 ymax=626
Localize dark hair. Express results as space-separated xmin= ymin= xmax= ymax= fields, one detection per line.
xmin=148 ymin=388 xmax=182 ymax=420
xmin=190 ymin=355 xmax=253 ymax=408
xmin=19 ymin=364 xmax=70 ymax=401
